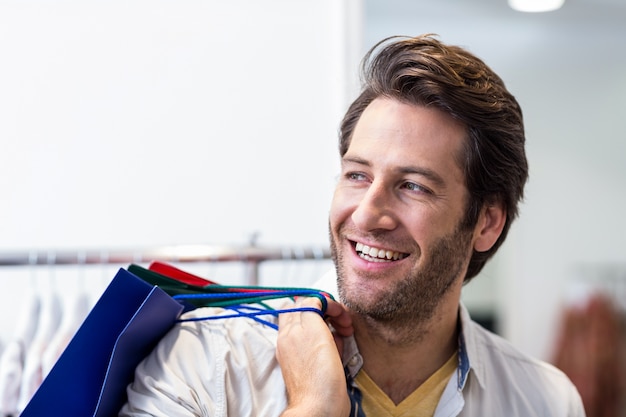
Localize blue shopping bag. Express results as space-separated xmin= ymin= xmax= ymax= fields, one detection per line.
xmin=21 ymin=268 xmax=184 ymax=417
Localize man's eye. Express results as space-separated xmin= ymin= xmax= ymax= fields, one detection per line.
xmin=403 ymin=182 xmax=431 ymax=194
xmin=347 ymin=172 xmax=367 ymax=181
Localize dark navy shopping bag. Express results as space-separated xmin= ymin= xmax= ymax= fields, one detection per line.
xmin=21 ymin=268 xmax=184 ymax=417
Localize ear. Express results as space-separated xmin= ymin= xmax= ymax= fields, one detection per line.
xmin=473 ymin=202 xmax=507 ymax=252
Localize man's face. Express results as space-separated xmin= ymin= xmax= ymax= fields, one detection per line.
xmin=329 ymin=97 xmax=477 ymax=326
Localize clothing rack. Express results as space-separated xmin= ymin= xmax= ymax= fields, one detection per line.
xmin=568 ymin=262 xmax=626 ymax=312
xmin=0 ymin=244 xmax=332 ymax=285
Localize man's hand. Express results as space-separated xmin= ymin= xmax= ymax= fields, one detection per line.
xmin=276 ymin=297 xmax=353 ymax=417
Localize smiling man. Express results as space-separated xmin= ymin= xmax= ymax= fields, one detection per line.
xmin=121 ymin=35 xmax=586 ymax=417
xmin=277 ymin=36 xmax=585 ymax=417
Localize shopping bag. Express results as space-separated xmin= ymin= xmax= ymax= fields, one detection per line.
xmin=20 ymin=267 xmax=184 ymax=417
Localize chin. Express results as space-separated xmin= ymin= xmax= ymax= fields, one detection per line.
xmin=338 ymin=269 xmax=388 ymax=304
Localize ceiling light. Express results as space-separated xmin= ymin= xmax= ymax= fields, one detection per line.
xmin=508 ymin=0 xmax=565 ymax=12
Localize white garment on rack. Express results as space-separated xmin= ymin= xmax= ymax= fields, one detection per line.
xmin=0 ymin=292 xmax=40 ymax=415
xmin=16 ymin=291 xmax=61 ymax=413
xmin=0 ymin=342 xmax=24 ymax=417
xmin=41 ymin=291 xmax=90 ymax=377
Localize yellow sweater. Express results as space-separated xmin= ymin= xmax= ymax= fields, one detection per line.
xmin=354 ymin=352 xmax=457 ymax=417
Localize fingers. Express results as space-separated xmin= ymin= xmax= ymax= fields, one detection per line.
xmin=278 ymin=296 xmax=322 ymax=327
xmin=325 ymin=299 xmax=354 ymax=337
xmin=276 ymin=296 xmax=352 ymax=417
xmin=278 ymin=296 xmax=354 ymax=338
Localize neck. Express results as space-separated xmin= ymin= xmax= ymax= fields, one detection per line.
xmin=352 ymin=298 xmax=460 ymax=405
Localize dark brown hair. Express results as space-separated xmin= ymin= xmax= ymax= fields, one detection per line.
xmin=339 ymin=35 xmax=528 ymax=282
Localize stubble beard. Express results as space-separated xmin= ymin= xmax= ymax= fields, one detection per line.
xmin=330 ymin=224 xmax=473 ymax=341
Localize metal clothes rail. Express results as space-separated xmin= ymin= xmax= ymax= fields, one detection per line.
xmin=0 ymin=244 xmax=332 ymax=285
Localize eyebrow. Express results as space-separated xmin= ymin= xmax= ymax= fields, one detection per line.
xmin=341 ymin=156 xmax=447 ymax=188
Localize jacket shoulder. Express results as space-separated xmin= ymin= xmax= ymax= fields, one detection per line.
xmin=461 ymin=319 xmax=586 ymax=416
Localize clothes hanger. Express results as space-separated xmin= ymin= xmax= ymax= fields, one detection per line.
xmin=17 ymin=253 xmax=62 ymax=413
xmin=41 ymin=252 xmax=91 ymax=378
xmin=0 ymin=253 xmax=42 ymax=415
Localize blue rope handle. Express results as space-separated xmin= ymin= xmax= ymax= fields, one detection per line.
xmin=177 ymin=305 xmax=324 ymax=330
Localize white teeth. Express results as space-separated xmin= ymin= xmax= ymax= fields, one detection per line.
xmin=354 ymin=241 xmax=405 ymax=262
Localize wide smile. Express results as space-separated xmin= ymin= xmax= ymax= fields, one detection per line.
xmin=353 ymin=241 xmax=409 ymax=263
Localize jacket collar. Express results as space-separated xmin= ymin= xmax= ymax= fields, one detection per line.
xmin=457 ymin=303 xmax=485 ymax=390
xmin=340 ymin=302 xmax=484 ymax=391
xmin=314 ymin=269 xmax=483 ymax=390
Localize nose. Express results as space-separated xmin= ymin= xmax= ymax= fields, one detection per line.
xmin=351 ymin=182 xmax=398 ymax=232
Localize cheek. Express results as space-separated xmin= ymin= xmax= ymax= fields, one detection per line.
xmin=329 ymin=190 xmax=348 ymax=231
xmin=329 ymin=185 xmax=368 ymax=233
xmin=403 ymin=210 xmax=453 ymax=246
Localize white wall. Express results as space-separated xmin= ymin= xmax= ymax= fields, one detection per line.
xmin=0 ymin=0 xmax=363 ymax=342
xmin=0 ymin=0 xmax=363 ymax=250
